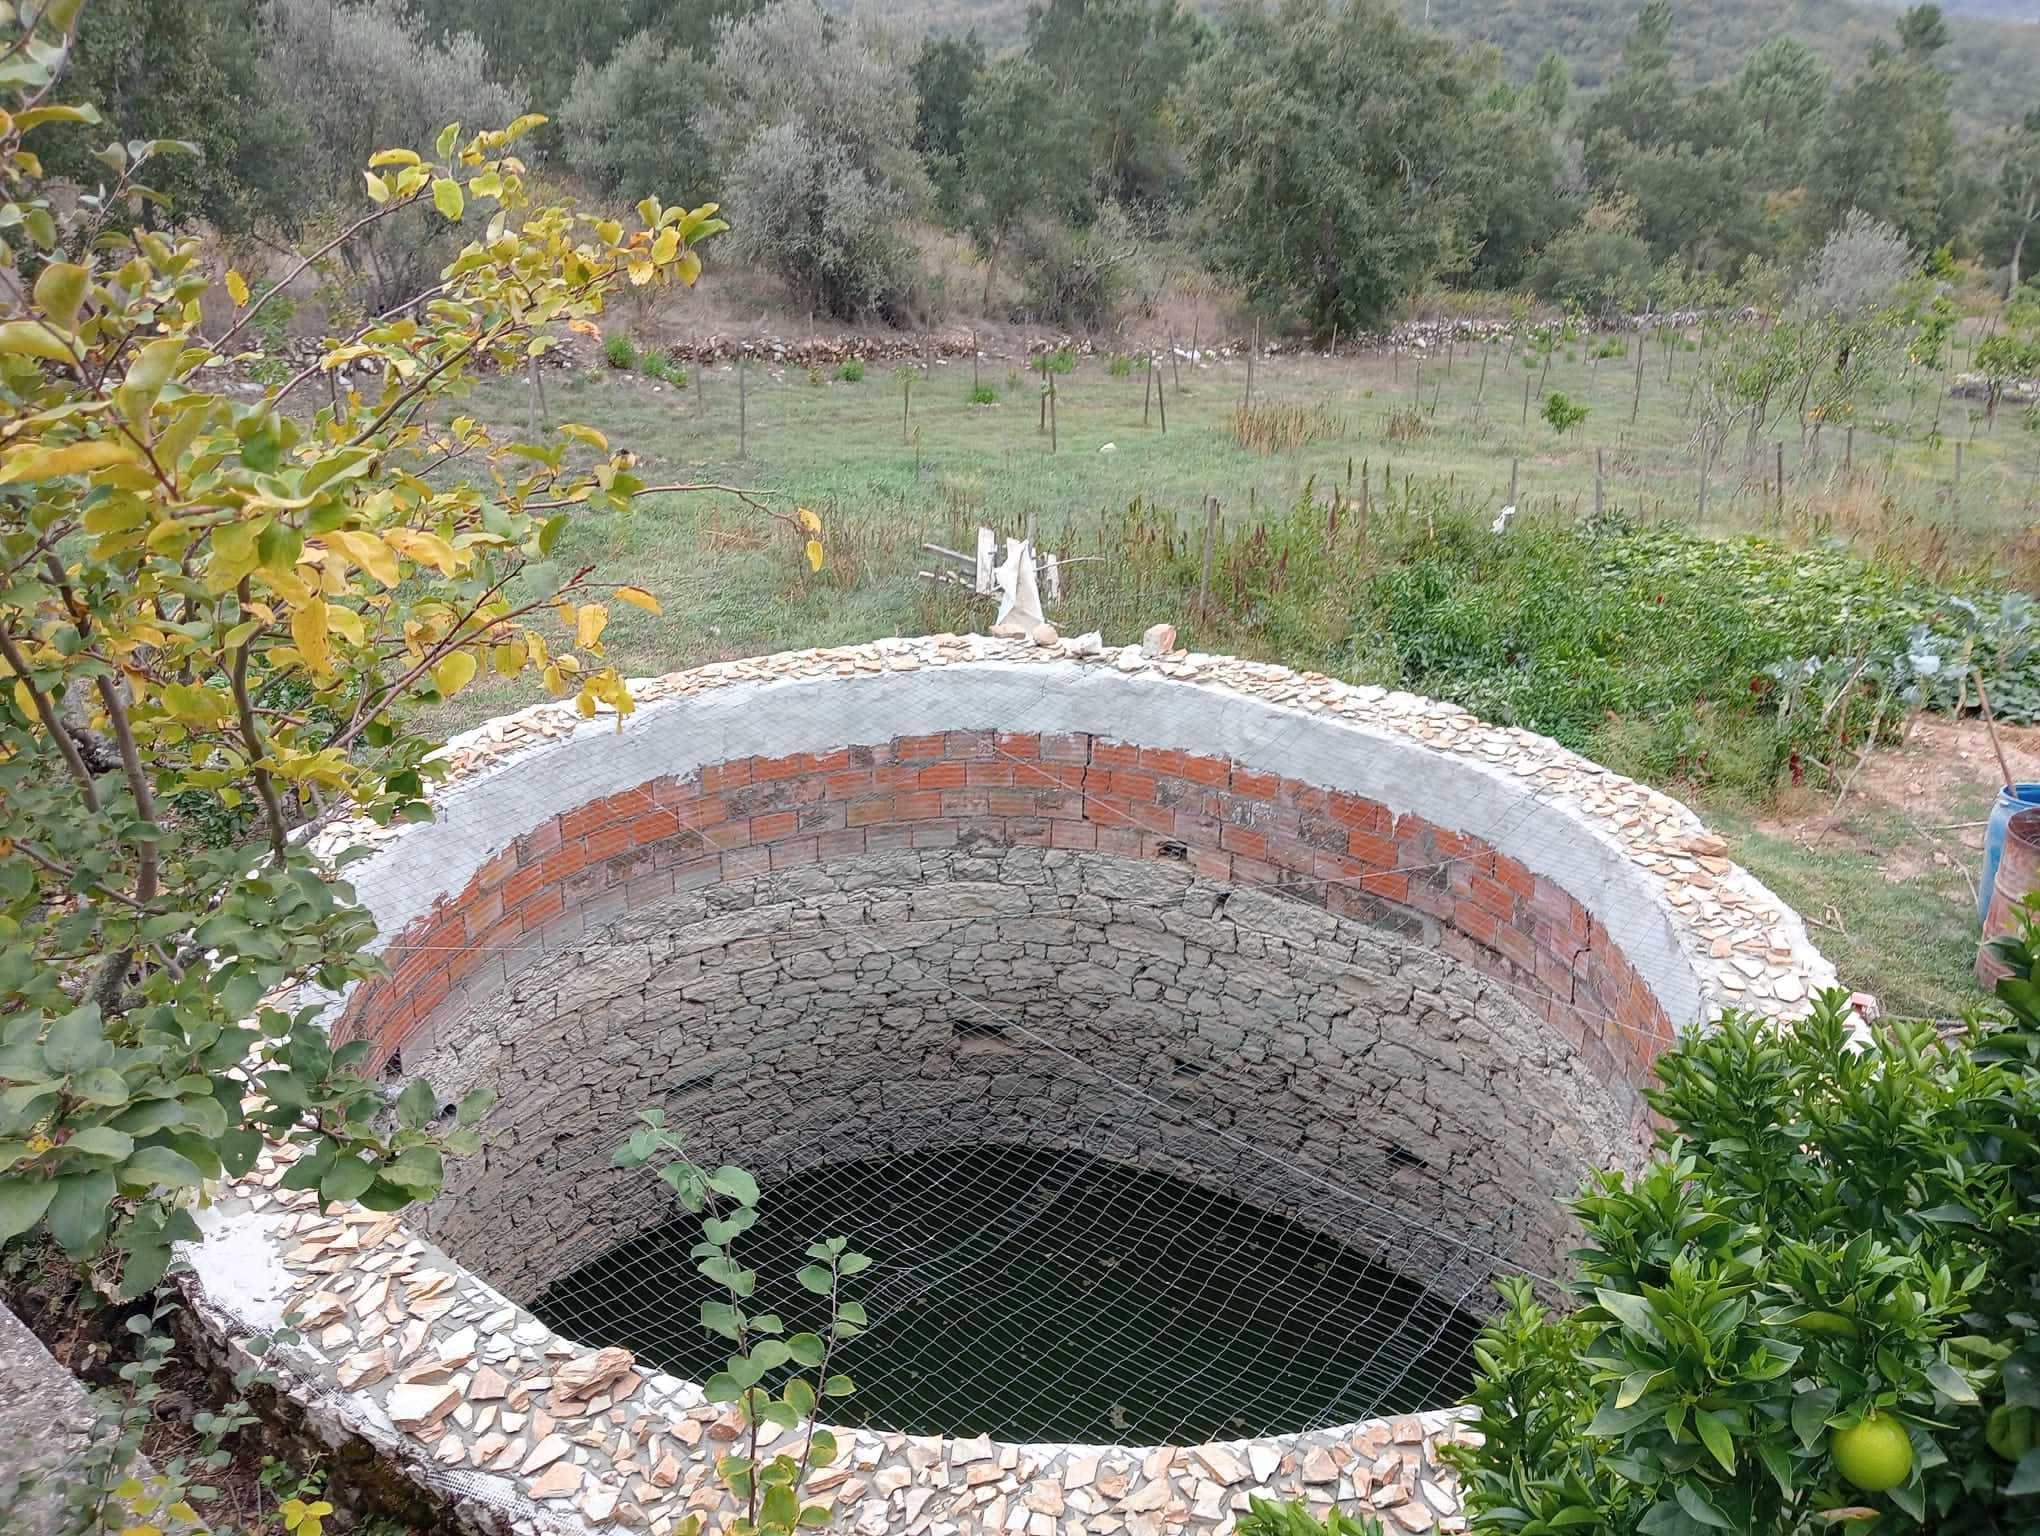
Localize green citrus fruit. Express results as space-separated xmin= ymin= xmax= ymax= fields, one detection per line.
xmin=1832 ymin=1412 xmax=1914 ymax=1493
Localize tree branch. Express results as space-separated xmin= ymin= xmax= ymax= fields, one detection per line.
xmin=0 ymin=627 xmax=102 ymax=811
xmin=230 ymin=578 xmax=290 ymax=859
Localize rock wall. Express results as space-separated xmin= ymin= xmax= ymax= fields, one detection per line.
xmin=406 ymin=844 xmax=1635 ymax=1306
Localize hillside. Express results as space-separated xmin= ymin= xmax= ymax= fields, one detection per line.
xmin=845 ymin=0 xmax=2040 ymax=123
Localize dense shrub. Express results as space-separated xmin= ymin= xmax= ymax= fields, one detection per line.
xmin=1530 ymin=225 xmax=1656 ymax=317
xmin=603 ymin=333 xmax=637 ymax=369
xmin=834 ymin=358 xmax=866 ymax=383
xmin=1010 ymin=210 xmax=1136 ymax=330
xmin=1798 ymin=210 xmax=1918 ymax=320
xmin=1445 ymin=974 xmax=2040 ymax=1534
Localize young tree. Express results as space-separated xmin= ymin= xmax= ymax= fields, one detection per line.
xmin=1181 ymin=0 xmax=1490 ymax=336
xmin=0 ymin=2 xmax=789 ymax=1292
xmin=1987 ymin=110 xmax=2040 ymax=296
xmin=1807 ymin=7 xmax=1956 ymax=251
xmin=910 ymin=33 xmax=985 ymax=219
xmin=1021 ymin=0 xmax=1200 ymax=213
xmin=957 ymin=58 xmax=1091 ymax=311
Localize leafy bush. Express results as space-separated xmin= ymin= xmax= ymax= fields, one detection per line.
xmin=1012 ymin=204 xmax=1137 ymax=331
xmin=835 ymin=357 xmax=866 ymax=383
xmin=1798 ymin=210 xmax=1918 ymax=321
xmin=640 ymin=351 xmax=670 ymax=380
xmin=967 ymin=383 xmax=998 ymax=404
xmin=1445 ymin=979 xmax=2040 ymax=1534
xmin=1108 ymin=352 xmax=1136 ymax=377
xmin=1542 ymin=390 xmax=1590 ymax=434
xmin=558 ymin=31 xmax=713 ymax=204
xmin=604 ymin=333 xmax=638 ymax=369
xmin=1042 ymin=346 xmax=1076 ymax=375
xmin=1531 ymin=226 xmax=1655 ymax=318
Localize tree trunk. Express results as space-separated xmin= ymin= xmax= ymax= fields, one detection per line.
xmin=2013 ymin=226 xmax=2028 ymax=298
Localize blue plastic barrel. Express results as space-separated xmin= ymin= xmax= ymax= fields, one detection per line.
xmin=1980 ymin=783 xmax=2040 ymax=924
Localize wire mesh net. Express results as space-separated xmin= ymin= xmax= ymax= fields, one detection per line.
xmin=529 ymin=1052 xmax=1514 ymax=1447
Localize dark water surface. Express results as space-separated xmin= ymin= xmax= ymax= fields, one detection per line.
xmin=532 ymin=1145 xmax=1482 ymax=1444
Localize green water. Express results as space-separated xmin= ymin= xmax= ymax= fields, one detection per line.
xmin=532 ymin=1145 xmax=1482 ymax=1444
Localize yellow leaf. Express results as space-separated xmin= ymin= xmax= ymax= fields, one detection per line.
xmin=32 ymin=262 xmax=87 ymax=328
xmin=676 ymin=250 xmax=702 ymax=287
xmin=224 ymin=269 xmax=250 ymax=308
xmin=491 ymin=638 xmax=527 ymax=676
xmin=366 ymin=148 xmax=420 ymax=169
xmin=795 ymin=506 xmax=821 ymax=534
xmin=383 ymin=527 xmax=461 ymax=574
xmin=0 ymin=437 xmax=140 ymax=483
xmin=432 ymin=178 xmax=464 ymax=221
xmin=626 ymin=257 xmax=654 ymax=287
xmin=291 ymin=600 xmax=332 ymax=677
xmin=650 ymin=227 xmax=679 ymax=265
xmin=362 ymin=171 xmax=390 ymax=205
xmin=0 ymin=320 xmax=81 ymax=362
xmin=575 ymin=603 xmax=608 ymax=649
xmin=326 ymin=605 xmax=366 ymax=644
xmin=321 ymin=529 xmax=399 ymax=587
xmin=615 ymin=585 xmax=661 ymax=615
xmin=805 ymin=539 xmax=825 ymax=573
xmin=558 ymin=423 xmax=608 ymax=453
xmin=432 ymin=651 xmax=478 ymax=697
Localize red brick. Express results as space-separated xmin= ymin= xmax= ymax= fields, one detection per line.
xmin=1050 ymin=819 xmax=1097 ymax=850
xmin=1494 ymin=855 xmax=1536 ymax=900
xmin=1188 ymin=847 xmax=1231 ymax=883
xmin=987 ymin=788 xmax=1037 ymax=817
xmin=1468 ymin=873 xmax=1515 ymax=919
xmin=1039 ymin=791 xmax=1087 ymax=821
xmin=815 ymin=827 xmax=866 ymax=859
xmin=967 ymin=762 xmax=1013 ymax=788
xmin=1137 ymin=745 xmax=1189 ymax=776
xmin=917 ymin=761 xmax=968 ymax=790
xmin=1126 ymin=802 xmax=1174 ymax=836
xmin=895 ymin=791 xmax=942 ymax=821
xmin=1493 ymin=921 xmax=1536 ymax=972
xmin=697 ymin=819 xmax=752 ymax=853
xmin=702 ymin=759 xmax=752 ymax=792
xmin=1346 ymin=829 xmax=1399 ymax=869
xmin=752 ymin=752 xmax=806 ymax=781
xmin=944 ymin=730 xmax=995 ymax=759
xmin=825 ymin=770 xmax=874 ymax=800
xmin=1454 ymin=898 xmax=1500 ymax=945
xmin=475 ymin=845 xmax=519 ymax=891
xmin=1092 ymin=740 xmax=1140 ymax=770
xmin=1039 ymin=732 xmax=1089 ymax=763
xmin=562 ymin=798 xmax=624 ymax=841
xmin=1328 ymin=792 xmax=1389 ymax=836
xmin=1358 ymin=868 xmax=1410 ymax=904
xmin=1007 ymin=817 xmax=1053 ymax=846
xmin=1266 ymin=833 xmax=1319 ymax=873
xmin=1094 ymin=824 xmax=1142 ymax=857
xmin=516 ymin=886 xmax=565 ymax=931
xmin=522 ymin=817 xmax=564 ymax=858
xmin=586 ymin=820 xmax=641 ymax=862
xmin=897 ymin=733 xmax=946 ymax=761
xmin=499 ymin=860 xmax=549 ymax=910
xmin=1181 ymin=753 xmax=1230 ymax=787
xmin=994 ymin=731 xmax=1041 ymax=758
xmin=941 ymin=789 xmax=992 ymax=818
xmin=846 ymin=798 xmax=894 ymax=828
xmin=1109 ymin=771 xmax=1157 ymax=800
xmin=672 ymin=856 xmax=722 ymax=890
xmin=1221 ymin=825 xmax=1268 ymax=860
xmin=722 ymin=846 xmax=771 ymax=880
xmin=1231 ymin=767 xmax=1279 ymax=800
xmin=750 ymin=810 xmax=798 ymax=842
xmin=770 ymin=837 xmax=819 ymax=870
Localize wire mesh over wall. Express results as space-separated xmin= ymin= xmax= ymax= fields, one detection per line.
xmin=529 ymin=1057 xmax=1516 ymax=1447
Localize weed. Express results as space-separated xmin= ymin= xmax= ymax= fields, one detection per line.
xmin=1227 ymin=402 xmax=1348 ymax=454
xmin=834 ymin=357 xmax=865 ymax=383
xmin=603 ymin=333 xmax=636 ymax=370
xmin=1541 ymin=391 xmax=1589 ymax=434
xmin=640 ymin=351 xmax=672 ymax=381
xmin=1383 ymin=404 xmax=1430 ymax=443
xmin=1107 ymin=353 xmax=1136 ymax=378
xmin=807 ymin=364 xmax=824 ymax=387
xmin=967 ymin=383 xmax=998 ymax=405
xmin=1042 ymin=346 xmax=1075 ymax=375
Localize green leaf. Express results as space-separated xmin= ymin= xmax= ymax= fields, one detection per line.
xmin=822 ymin=1374 xmax=853 ymax=1398
xmin=1694 ymin=1410 xmax=1736 ymax=1475
xmin=43 ymin=1006 xmax=110 ymax=1072
xmin=121 ymin=1145 xmax=202 ymax=1191
xmin=396 ymin=1077 xmax=436 ymax=1130
xmin=1595 ymin=1287 xmax=1664 ymax=1344
xmin=703 ymin=1371 xmax=742 ymax=1404
xmin=0 ymin=1177 xmax=59 ymax=1244
xmin=2009 ymin=1449 xmax=2040 ymax=1496
xmin=708 ymin=1165 xmax=759 ymax=1206
xmin=761 ymin=1483 xmax=797 ymax=1532
xmin=64 ymin=1127 xmax=133 ymax=1161
xmin=787 ymin=1332 xmax=825 ymax=1367
xmin=796 ymin=1264 xmax=834 ymax=1294
xmin=701 ymin=1300 xmax=744 ymax=1340
xmin=1926 ymin=1357 xmax=1978 ymax=1405
xmin=1793 ymin=1387 xmax=1838 ymax=1449
xmin=32 ymin=262 xmax=87 ymax=328
xmin=1673 ymin=1478 xmax=1734 ymax=1530
xmin=319 ymin=1154 xmax=377 ymax=1205
xmin=68 ymin=1067 xmax=130 ymax=1105
xmin=456 ymin=1086 xmax=497 ymax=1126
xmin=432 ymin=178 xmax=464 ymax=221
xmin=218 ymin=1129 xmax=263 ymax=1178
xmin=749 ymin=1340 xmax=791 ymax=1372
xmin=47 ymin=1170 xmax=113 ymax=1255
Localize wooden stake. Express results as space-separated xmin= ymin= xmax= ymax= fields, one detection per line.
xmin=1169 ymin=331 xmax=1180 ymax=394
xmin=1475 ymin=343 xmax=1488 ymax=408
xmin=1630 ymin=340 xmax=1644 ymax=425
xmin=1156 ymin=362 xmax=1167 ymax=434
xmin=902 ymin=370 xmax=912 ymax=444
xmin=1244 ymin=321 xmax=1256 ymax=411
xmin=1521 ymin=374 xmax=1531 ymax=426
xmin=1774 ymin=440 xmax=1784 ymax=522
xmin=1508 ymin=457 xmax=1519 ymax=508
xmin=1594 ymin=446 xmax=1604 ymax=520
xmin=1143 ymin=351 xmax=1153 ymax=426
xmin=737 ymin=352 xmax=748 ymax=460
xmin=971 ymin=327 xmax=979 ymax=393
xmin=1197 ymin=496 xmax=1219 ymax=616
xmin=1048 ymin=368 xmax=1057 ymax=453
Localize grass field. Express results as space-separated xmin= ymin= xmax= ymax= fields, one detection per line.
xmin=421 ymin=337 xmax=2033 ymax=1019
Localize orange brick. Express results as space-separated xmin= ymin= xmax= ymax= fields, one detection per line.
xmin=1328 ymin=792 xmax=1388 ymax=836
xmin=585 ymin=821 xmax=640 ymax=861
xmin=1231 ymin=767 xmax=1279 ymax=800
xmin=1092 ymin=740 xmax=1140 ymax=770
xmin=1221 ymin=825 xmax=1268 ymax=860
xmin=702 ymin=759 xmax=752 ymax=792
xmin=917 ymin=761 xmax=968 ymax=790
xmin=516 ymin=886 xmax=565 ymax=930
xmin=994 ymin=731 xmax=1041 ymax=758
xmin=1346 ymin=829 xmax=1399 ymax=869
xmin=753 ymin=753 xmax=806 ymax=781
xmin=1110 ymin=771 xmax=1157 ymax=800
xmin=1182 ymin=753 xmax=1231 ymax=787
xmin=751 ymin=811 xmax=798 ymax=842
xmin=1137 ymin=746 xmax=1189 ymax=776
xmin=896 ymin=733 xmax=946 ymax=761
xmin=826 ymin=770 xmax=875 ymax=800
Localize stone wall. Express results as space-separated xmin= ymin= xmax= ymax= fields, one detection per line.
xmin=403 ymin=844 xmax=1636 ymax=1307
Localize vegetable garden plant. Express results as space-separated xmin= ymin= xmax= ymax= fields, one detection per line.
xmin=1446 ymin=922 xmax=2040 ymax=1534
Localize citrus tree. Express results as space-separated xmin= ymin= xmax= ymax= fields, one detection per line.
xmin=0 ymin=0 xmax=805 ymax=1296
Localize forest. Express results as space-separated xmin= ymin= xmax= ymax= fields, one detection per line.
xmin=55 ymin=0 xmax=2040 ymax=337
